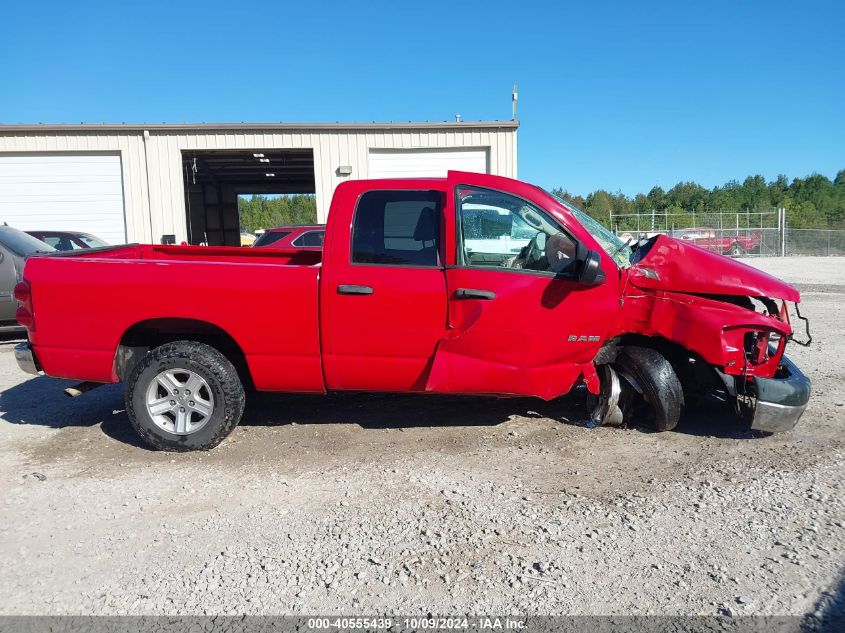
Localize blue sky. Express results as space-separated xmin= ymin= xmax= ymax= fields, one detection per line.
xmin=1 ymin=0 xmax=842 ymax=195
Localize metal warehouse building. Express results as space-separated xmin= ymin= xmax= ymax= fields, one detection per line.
xmin=0 ymin=121 xmax=518 ymax=246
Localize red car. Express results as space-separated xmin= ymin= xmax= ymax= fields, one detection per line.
xmin=252 ymin=225 xmax=325 ymax=249
xmin=673 ymin=227 xmax=761 ymax=257
xmin=13 ymin=172 xmax=810 ymax=451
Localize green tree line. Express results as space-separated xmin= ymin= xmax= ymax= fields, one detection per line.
xmin=238 ymin=194 xmax=317 ymax=233
xmin=237 ymin=170 xmax=845 ymax=234
xmin=553 ymin=169 xmax=845 ymax=230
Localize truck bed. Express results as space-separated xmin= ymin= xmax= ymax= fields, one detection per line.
xmin=23 ymin=243 xmax=325 ymax=392
xmin=50 ymin=243 xmax=322 ymax=266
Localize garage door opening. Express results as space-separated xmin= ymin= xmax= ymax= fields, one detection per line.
xmin=182 ymin=149 xmax=315 ymax=246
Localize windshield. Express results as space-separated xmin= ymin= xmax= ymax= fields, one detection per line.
xmin=546 ymin=191 xmax=631 ymax=268
xmin=0 ymin=227 xmax=55 ymax=256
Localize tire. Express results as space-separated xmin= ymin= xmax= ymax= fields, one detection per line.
xmin=615 ymin=346 xmax=683 ymax=432
xmin=729 ymin=242 xmax=746 ymax=257
xmin=125 ymin=341 xmax=245 ymax=451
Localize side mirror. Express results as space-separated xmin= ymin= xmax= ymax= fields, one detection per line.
xmin=578 ymin=249 xmax=606 ymax=286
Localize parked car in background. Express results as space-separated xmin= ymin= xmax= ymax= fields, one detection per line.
xmin=240 ymin=233 xmax=257 ymax=246
xmin=26 ymin=230 xmax=108 ymax=252
xmin=0 ymin=226 xmax=53 ymax=332
xmin=252 ymin=225 xmax=325 ymax=249
xmin=672 ymin=227 xmax=761 ymax=256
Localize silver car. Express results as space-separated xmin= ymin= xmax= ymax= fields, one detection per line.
xmin=0 ymin=226 xmax=54 ymax=332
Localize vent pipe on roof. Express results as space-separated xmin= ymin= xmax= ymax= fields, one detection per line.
xmin=142 ymin=130 xmax=154 ymax=242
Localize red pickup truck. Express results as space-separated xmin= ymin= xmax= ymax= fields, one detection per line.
xmin=673 ymin=227 xmax=761 ymax=257
xmin=13 ymin=172 xmax=810 ymax=451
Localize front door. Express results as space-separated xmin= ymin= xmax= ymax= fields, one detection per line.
xmin=321 ymin=189 xmax=447 ymax=391
xmin=429 ymin=181 xmax=617 ymax=399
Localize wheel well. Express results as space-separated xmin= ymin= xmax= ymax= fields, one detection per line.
xmin=116 ymin=318 xmax=253 ymax=388
xmin=597 ymin=334 xmax=722 ymax=395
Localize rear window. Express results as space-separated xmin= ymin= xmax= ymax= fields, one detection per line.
xmin=253 ymin=231 xmax=291 ymax=248
xmin=351 ymin=190 xmax=441 ymax=266
xmin=41 ymin=235 xmax=83 ymax=251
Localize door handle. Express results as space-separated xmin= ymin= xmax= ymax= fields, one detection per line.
xmin=454 ymin=288 xmax=496 ymax=300
xmin=337 ymin=284 xmax=374 ymax=295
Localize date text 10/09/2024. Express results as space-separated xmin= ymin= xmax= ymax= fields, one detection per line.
xmin=306 ymin=617 xmax=526 ymax=630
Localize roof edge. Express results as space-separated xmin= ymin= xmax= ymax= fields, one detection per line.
xmin=0 ymin=120 xmax=520 ymax=133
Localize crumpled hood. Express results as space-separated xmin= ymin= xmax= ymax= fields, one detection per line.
xmin=628 ymin=235 xmax=800 ymax=302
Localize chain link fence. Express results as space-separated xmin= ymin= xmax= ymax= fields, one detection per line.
xmin=784 ymin=228 xmax=845 ymax=256
xmin=608 ymin=209 xmax=845 ymax=257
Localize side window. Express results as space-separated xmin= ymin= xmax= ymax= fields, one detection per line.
xmin=352 ymin=190 xmax=442 ymax=266
xmin=292 ymin=230 xmax=325 ymax=247
xmin=457 ymin=186 xmax=577 ymax=274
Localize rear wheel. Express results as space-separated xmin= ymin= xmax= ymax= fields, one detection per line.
xmin=615 ymin=346 xmax=684 ymax=431
xmin=125 ymin=341 xmax=245 ymax=451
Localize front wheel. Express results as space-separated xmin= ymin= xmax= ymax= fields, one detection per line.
xmin=125 ymin=341 xmax=245 ymax=451
xmin=615 ymin=346 xmax=684 ymax=431
xmin=729 ymin=242 xmax=747 ymax=257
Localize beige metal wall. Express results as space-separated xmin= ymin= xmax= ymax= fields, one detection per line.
xmin=0 ymin=124 xmax=518 ymax=243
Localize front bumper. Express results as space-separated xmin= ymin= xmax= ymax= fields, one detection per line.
xmin=14 ymin=342 xmax=41 ymax=375
xmin=751 ymin=354 xmax=811 ymax=433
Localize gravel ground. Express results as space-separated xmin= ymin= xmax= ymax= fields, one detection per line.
xmin=0 ymin=257 xmax=842 ymax=617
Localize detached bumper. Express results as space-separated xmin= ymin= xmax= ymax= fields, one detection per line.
xmin=14 ymin=342 xmax=41 ymax=375
xmin=751 ymin=354 xmax=811 ymax=433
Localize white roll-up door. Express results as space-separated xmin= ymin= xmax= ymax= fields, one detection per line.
xmin=368 ymin=149 xmax=488 ymax=178
xmin=0 ymin=153 xmax=126 ymax=244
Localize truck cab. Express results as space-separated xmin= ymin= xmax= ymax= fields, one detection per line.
xmin=319 ymin=172 xmax=614 ymax=397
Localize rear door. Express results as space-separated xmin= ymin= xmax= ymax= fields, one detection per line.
xmin=428 ymin=177 xmax=618 ymax=399
xmin=321 ymin=188 xmax=448 ymax=391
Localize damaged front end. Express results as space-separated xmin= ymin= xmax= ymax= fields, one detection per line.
xmin=620 ymin=235 xmax=813 ymax=433
xmin=713 ymin=298 xmax=812 ymax=433
xmin=747 ymin=354 xmax=811 ymax=433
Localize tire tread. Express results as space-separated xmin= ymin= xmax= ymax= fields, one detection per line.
xmin=125 ymin=341 xmax=245 ymax=451
xmin=617 ymin=346 xmax=684 ymax=431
